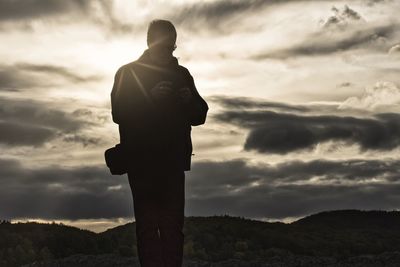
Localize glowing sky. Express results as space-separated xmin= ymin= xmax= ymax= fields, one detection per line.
xmin=1 ymin=0 xmax=400 ymax=232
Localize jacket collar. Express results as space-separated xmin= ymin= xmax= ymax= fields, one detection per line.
xmin=138 ymin=48 xmax=179 ymax=68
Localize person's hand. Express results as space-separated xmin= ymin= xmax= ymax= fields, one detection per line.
xmin=178 ymin=87 xmax=193 ymax=104
xmin=150 ymin=81 xmax=174 ymax=100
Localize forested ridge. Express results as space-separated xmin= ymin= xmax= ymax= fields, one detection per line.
xmin=2 ymin=209 xmax=400 ymax=266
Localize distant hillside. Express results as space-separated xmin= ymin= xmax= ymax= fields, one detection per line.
xmin=2 ymin=209 xmax=400 ymax=267
xmin=294 ymin=209 xmax=400 ymax=229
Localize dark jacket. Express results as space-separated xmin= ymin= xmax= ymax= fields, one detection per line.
xmin=111 ymin=49 xmax=208 ymax=171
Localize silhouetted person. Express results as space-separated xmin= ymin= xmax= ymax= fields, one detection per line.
xmin=110 ymin=19 xmax=208 ymax=267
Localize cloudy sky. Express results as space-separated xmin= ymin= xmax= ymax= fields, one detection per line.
xmin=1 ymin=0 xmax=400 ymax=232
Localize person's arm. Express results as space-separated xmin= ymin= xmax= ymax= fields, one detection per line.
xmin=181 ymin=70 xmax=209 ymax=126
xmin=110 ymin=67 xmax=125 ymax=125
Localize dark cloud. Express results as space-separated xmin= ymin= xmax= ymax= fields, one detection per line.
xmin=251 ymin=3 xmax=399 ymax=60
xmin=0 ymin=63 xmax=101 ymax=91
xmin=167 ymin=0 xmax=328 ymax=35
xmin=0 ymin=0 xmax=91 ymax=21
xmin=72 ymin=108 xmax=110 ymax=124
xmin=172 ymin=0 xmax=337 ymax=25
xmin=188 ymin=160 xmax=262 ymax=191
xmin=215 ymin=109 xmax=400 ymax=154
xmin=252 ymin=23 xmax=398 ymax=59
xmin=367 ymin=0 xmax=389 ymax=7
xmin=0 ymin=97 xmax=96 ymax=146
xmin=0 ymin=65 xmax=41 ymax=91
xmin=0 ymin=0 xmax=138 ymax=35
xmin=62 ymin=134 xmax=102 ymax=147
xmin=189 ymin=159 xmax=400 ymax=190
xmin=337 ymin=82 xmax=353 ymax=88
xmin=0 ymin=158 xmax=132 ymax=220
xmin=209 ymin=95 xmax=310 ymax=113
xmin=173 ymin=0 xmax=268 ymax=24
xmin=2 ymin=156 xmax=399 ymax=221
xmin=322 ymin=5 xmax=364 ymax=30
xmin=0 ymin=97 xmax=86 ymax=132
xmin=94 ymin=0 xmax=339 ymax=36
xmin=186 ymin=159 xmax=400 ymax=219
xmin=0 ymin=121 xmax=56 ymax=147
xmin=16 ymin=63 xmax=101 ymax=83
xmin=0 ymin=0 xmax=342 ymax=36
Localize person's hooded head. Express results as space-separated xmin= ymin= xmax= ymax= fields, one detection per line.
xmin=147 ymin=19 xmax=177 ymax=65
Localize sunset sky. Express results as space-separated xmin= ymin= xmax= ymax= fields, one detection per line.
xmin=1 ymin=0 xmax=400 ymax=233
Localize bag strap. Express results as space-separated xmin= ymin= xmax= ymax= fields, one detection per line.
xmin=127 ymin=65 xmax=155 ymax=106
xmin=115 ymin=65 xmax=155 ymax=107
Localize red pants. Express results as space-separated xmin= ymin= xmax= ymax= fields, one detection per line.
xmin=128 ymin=168 xmax=185 ymax=267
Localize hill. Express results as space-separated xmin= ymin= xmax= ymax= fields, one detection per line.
xmin=1 ymin=209 xmax=400 ymax=266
